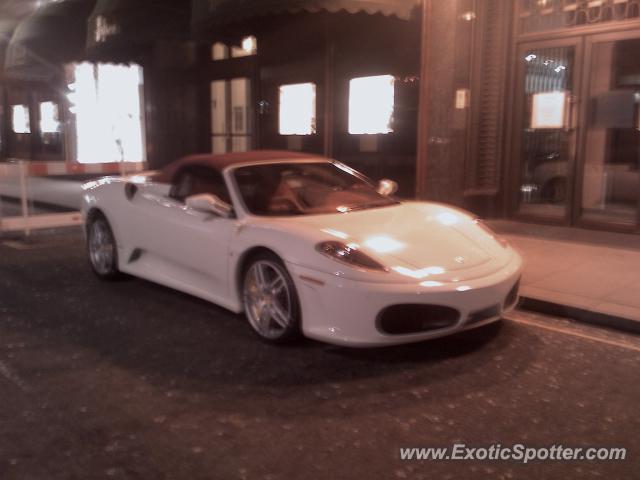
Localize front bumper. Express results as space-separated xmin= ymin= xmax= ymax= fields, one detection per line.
xmin=287 ymin=254 xmax=523 ymax=347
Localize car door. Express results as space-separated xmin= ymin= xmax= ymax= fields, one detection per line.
xmin=133 ymin=165 xmax=235 ymax=301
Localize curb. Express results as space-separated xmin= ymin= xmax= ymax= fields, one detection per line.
xmin=520 ymin=297 xmax=640 ymax=335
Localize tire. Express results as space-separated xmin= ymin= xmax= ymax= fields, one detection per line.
xmin=242 ymin=252 xmax=301 ymax=344
xmin=87 ymin=213 xmax=121 ymax=280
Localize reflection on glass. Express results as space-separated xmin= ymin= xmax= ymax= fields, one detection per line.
xmin=581 ymin=38 xmax=640 ymax=225
xmin=517 ymin=46 xmax=575 ymax=217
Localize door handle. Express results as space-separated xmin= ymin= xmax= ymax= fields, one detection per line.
xmin=564 ymin=95 xmax=579 ymax=132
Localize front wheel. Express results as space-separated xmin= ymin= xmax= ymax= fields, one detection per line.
xmin=242 ymin=253 xmax=301 ymax=343
xmin=87 ymin=214 xmax=121 ymax=280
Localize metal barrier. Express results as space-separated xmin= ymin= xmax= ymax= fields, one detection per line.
xmin=0 ymin=159 xmax=146 ymax=236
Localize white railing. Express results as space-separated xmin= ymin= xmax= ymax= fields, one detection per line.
xmin=0 ymin=159 xmax=145 ymax=236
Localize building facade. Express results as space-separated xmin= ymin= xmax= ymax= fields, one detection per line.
xmin=1 ymin=0 xmax=639 ymax=233
xmin=504 ymin=0 xmax=640 ymax=233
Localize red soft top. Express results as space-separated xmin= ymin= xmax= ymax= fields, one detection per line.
xmin=155 ymin=150 xmax=328 ymax=183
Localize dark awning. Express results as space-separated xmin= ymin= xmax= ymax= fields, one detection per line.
xmin=0 ymin=19 xmax=18 ymax=75
xmin=86 ymin=0 xmax=191 ymax=61
xmin=192 ymin=0 xmax=420 ymax=39
xmin=4 ymin=0 xmax=95 ymax=81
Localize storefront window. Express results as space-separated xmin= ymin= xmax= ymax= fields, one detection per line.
xmin=67 ymin=62 xmax=145 ymax=164
xmin=278 ymin=83 xmax=316 ymax=135
xmin=516 ymin=46 xmax=575 ymax=218
xmin=11 ymin=105 xmax=30 ymax=134
xmin=518 ymin=0 xmax=640 ymax=34
xmin=348 ymin=75 xmax=395 ymax=134
xmin=580 ymin=37 xmax=640 ymax=225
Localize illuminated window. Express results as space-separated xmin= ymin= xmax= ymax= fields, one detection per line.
xmin=68 ymin=62 xmax=145 ymax=164
xmin=12 ymin=105 xmax=30 ymax=134
xmin=39 ymin=101 xmax=60 ymax=133
xmin=348 ymin=75 xmax=395 ymax=134
xmin=279 ymin=83 xmax=316 ymax=136
xmin=231 ymin=36 xmax=257 ymax=58
xmin=211 ymin=42 xmax=228 ymax=60
xmin=213 ymin=37 xmax=257 ymax=61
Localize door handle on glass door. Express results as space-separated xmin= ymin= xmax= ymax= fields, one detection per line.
xmin=564 ymin=95 xmax=579 ymax=132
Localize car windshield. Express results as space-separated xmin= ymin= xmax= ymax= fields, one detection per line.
xmin=233 ymin=162 xmax=399 ymax=216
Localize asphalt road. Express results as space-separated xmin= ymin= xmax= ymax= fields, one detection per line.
xmin=0 ymin=197 xmax=73 ymax=217
xmin=1 ymin=230 xmax=639 ymax=480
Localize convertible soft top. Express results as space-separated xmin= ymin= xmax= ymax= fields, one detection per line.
xmin=155 ymin=150 xmax=327 ymax=183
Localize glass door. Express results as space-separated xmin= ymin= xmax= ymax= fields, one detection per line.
xmin=511 ymin=38 xmax=582 ymax=221
xmin=577 ymin=32 xmax=640 ymax=230
xmin=210 ymin=78 xmax=253 ymax=154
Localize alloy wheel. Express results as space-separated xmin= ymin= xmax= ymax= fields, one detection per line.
xmin=243 ymin=260 xmax=295 ymax=341
xmin=89 ymin=218 xmax=116 ymax=276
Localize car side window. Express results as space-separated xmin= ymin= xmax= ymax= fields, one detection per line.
xmin=169 ymin=166 xmax=232 ymax=204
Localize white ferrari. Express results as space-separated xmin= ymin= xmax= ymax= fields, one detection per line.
xmin=82 ymin=151 xmax=522 ymax=347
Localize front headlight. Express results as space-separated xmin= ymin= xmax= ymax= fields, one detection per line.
xmin=316 ymin=241 xmax=387 ymax=271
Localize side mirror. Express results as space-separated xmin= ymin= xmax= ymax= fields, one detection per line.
xmin=186 ymin=194 xmax=233 ymax=218
xmin=377 ymin=179 xmax=398 ymax=197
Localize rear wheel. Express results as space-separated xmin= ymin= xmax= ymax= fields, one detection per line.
xmin=242 ymin=253 xmax=301 ymax=343
xmin=87 ymin=214 xmax=120 ymax=280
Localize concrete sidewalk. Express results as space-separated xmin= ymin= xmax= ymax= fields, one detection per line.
xmin=489 ymin=220 xmax=640 ymax=333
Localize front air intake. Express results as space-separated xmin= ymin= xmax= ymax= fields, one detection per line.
xmin=377 ymin=304 xmax=460 ymax=335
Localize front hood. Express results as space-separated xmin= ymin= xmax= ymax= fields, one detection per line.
xmin=277 ymin=202 xmax=512 ymax=282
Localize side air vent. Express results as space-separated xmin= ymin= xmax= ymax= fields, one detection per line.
xmin=128 ymin=248 xmax=143 ymax=263
xmin=125 ymin=182 xmax=138 ymax=201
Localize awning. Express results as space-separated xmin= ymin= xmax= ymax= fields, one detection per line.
xmin=192 ymin=0 xmax=420 ymax=38
xmin=86 ymin=0 xmax=191 ymax=61
xmin=4 ymin=0 xmax=95 ymax=80
xmin=0 ymin=20 xmax=18 ymax=75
